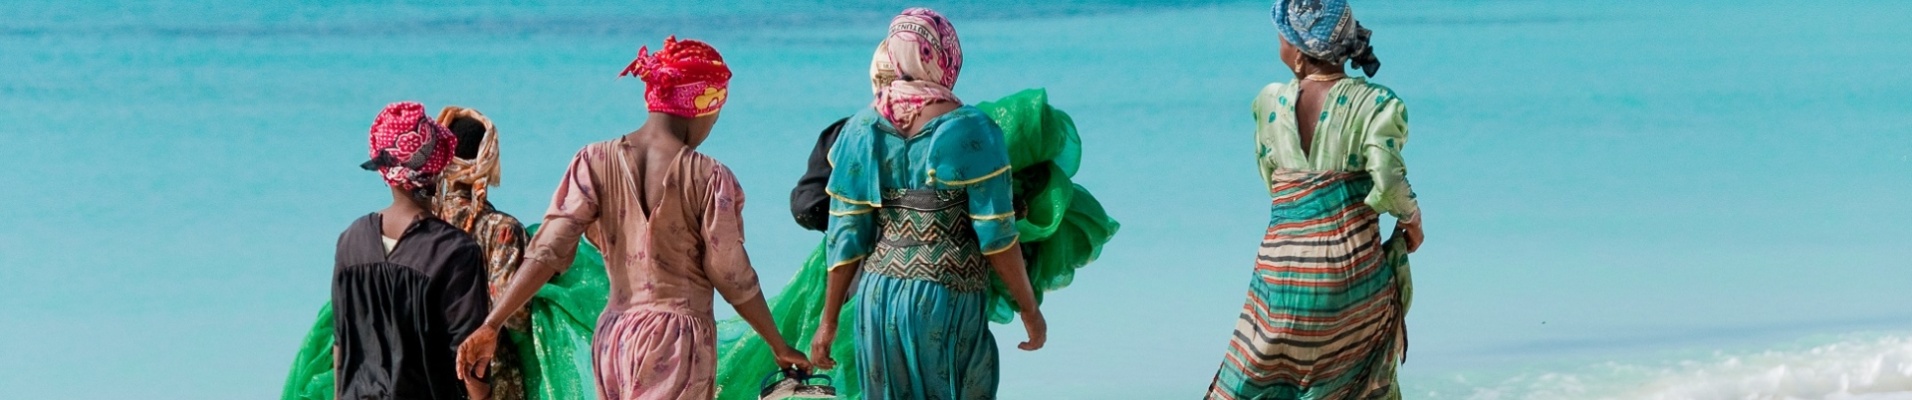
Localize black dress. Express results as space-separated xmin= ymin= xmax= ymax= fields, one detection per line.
xmin=332 ymin=213 xmax=489 ymax=400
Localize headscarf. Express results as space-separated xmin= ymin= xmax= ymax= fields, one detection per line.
xmin=435 ymin=106 xmax=501 ymax=222
xmin=620 ymin=36 xmax=732 ymax=118
xmin=362 ymin=101 xmax=457 ymax=191
xmin=1272 ymin=0 xmax=1381 ymax=76
xmin=873 ymin=8 xmax=963 ymax=130
xmin=869 ymin=40 xmax=897 ymax=96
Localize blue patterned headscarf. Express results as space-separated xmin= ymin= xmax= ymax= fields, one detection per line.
xmin=1272 ymin=0 xmax=1380 ymax=76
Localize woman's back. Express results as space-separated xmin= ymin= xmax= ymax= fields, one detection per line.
xmin=1251 ymin=78 xmax=1417 ymax=217
xmin=1252 ymin=78 xmax=1406 ymax=174
xmin=548 ymin=139 xmax=761 ymax=318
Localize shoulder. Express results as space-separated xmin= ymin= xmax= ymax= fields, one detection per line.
xmin=926 ymin=106 xmax=1004 ymax=141
xmin=424 ymin=218 xmax=483 ymax=250
xmin=1256 ymin=81 xmax=1291 ymax=102
xmin=1350 ymin=78 xmax=1404 ymax=106
xmin=1258 ymin=81 xmax=1290 ymax=98
xmin=942 ymin=106 xmax=998 ymax=130
xmin=572 ymin=139 xmax=622 ymax=161
xmin=481 ymin=210 xmax=527 ymax=239
xmin=829 ymin=108 xmax=885 ymax=166
xmin=684 ymin=151 xmax=743 ymax=191
xmin=846 ymin=107 xmax=886 ymax=131
xmin=337 ymin=213 xmax=378 ymax=242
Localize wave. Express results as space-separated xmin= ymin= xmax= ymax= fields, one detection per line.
xmin=1427 ymin=333 xmax=1912 ymax=400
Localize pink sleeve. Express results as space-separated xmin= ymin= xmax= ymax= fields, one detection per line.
xmin=702 ymin=164 xmax=762 ymax=305
xmin=524 ymin=147 xmax=601 ymax=274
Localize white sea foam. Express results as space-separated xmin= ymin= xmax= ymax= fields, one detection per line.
xmin=1428 ymin=333 xmax=1912 ymax=400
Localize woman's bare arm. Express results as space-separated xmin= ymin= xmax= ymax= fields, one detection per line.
xmin=810 ymin=264 xmax=859 ymax=368
xmin=985 ymin=243 xmax=1045 ymax=350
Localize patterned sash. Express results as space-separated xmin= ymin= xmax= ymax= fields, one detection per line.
xmin=863 ymin=189 xmax=990 ymax=292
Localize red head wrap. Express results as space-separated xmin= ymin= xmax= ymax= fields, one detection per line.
xmin=363 ymin=101 xmax=457 ymax=190
xmin=620 ymin=36 xmax=732 ymax=118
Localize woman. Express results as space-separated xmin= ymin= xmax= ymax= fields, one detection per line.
xmin=1206 ymin=1 xmax=1424 ymax=399
xmin=335 ymin=101 xmax=489 ymax=400
xmin=455 ymin=37 xmax=809 ymax=400
xmin=808 ymin=9 xmax=1047 ymax=400
xmin=710 ymin=39 xmax=1121 ymax=399
xmin=434 ymin=106 xmax=531 ymax=400
xmin=280 ymin=108 xmax=609 ymax=400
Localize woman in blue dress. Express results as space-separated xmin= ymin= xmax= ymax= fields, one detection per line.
xmin=807 ymin=8 xmax=1047 ymax=400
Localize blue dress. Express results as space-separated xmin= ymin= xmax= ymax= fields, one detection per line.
xmin=825 ymin=106 xmax=1019 ymax=400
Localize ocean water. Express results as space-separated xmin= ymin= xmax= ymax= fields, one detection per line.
xmin=1 ymin=0 xmax=1908 ymax=399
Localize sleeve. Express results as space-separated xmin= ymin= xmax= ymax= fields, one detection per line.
xmin=485 ymin=219 xmax=527 ymax=292
xmin=440 ymin=243 xmax=491 ymax=347
xmin=523 ymin=147 xmax=601 ymax=275
xmin=1362 ymin=98 xmax=1420 ymax=221
xmin=941 ymin=113 xmax=1018 ymax=255
xmin=702 ymin=165 xmax=764 ymax=305
xmin=1252 ymin=88 xmax=1276 ymax=186
xmin=791 ymin=118 xmax=849 ymax=232
xmin=968 ymin=168 xmax=1019 ymax=255
xmin=488 ymin=218 xmax=531 ymax=329
xmin=824 ymin=116 xmax=879 ymax=271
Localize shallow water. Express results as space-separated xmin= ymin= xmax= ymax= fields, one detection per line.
xmin=1 ymin=0 xmax=1908 ymax=398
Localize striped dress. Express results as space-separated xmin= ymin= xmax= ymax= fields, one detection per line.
xmin=1208 ymin=78 xmax=1419 ymax=400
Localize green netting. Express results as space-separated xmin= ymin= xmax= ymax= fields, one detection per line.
xmin=279 ymin=223 xmax=609 ymax=400
xmin=712 ymin=244 xmax=863 ymax=400
xmin=713 ymin=88 xmax=1120 ymax=399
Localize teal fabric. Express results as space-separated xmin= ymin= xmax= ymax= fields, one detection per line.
xmin=853 ymin=273 xmax=998 ymax=400
xmin=715 ymin=89 xmax=1119 ymax=400
xmin=825 ymin=106 xmax=1018 ymax=269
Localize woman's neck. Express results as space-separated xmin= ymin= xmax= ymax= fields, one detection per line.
xmin=1295 ymin=62 xmax=1348 ymax=81
xmin=633 ymin=112 xmax=693 ymax=146
xmin=386 ymin=187 xmax=429 ymax=214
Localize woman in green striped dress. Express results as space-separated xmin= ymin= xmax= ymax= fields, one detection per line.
xmin=1207 ymin=0 xmax=1424 ymax=398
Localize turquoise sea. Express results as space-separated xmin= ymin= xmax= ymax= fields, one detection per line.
xmin=2 ymin=0 xmax=1909 ymax=398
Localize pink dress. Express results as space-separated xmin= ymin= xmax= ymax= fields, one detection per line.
xmin=522 ymin=138 xmax=763 ymax=400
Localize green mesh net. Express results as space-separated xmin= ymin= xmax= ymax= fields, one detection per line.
xmin=279 ymin=223 xmax=609 ymax=400
xmin=712 ymin=88 xmax=1120 ymax=399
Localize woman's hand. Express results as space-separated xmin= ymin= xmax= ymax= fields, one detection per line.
xmin=1017 ymin=309 xmax=1047 ymax=351
xmin=456 ymin=324 xmax=499 ymax=382
xmin=463 ymin=376 xmax=491 ymax=400
xmin=1396 ymin=215 xmax=1423 ymax=253
xmin=809 ymin=323 xmax=838 ymax=369
xmin=773 ymin=344 xmax=812 ymax=372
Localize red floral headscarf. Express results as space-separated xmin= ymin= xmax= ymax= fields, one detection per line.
xmin=620 ymin=36 xmax=733 ymax=118
xmin=362 ymin=101 xmax=457 ymax=190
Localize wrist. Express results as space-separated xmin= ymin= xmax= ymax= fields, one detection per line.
xmin=1398 ymin=209 xmax=1421 ymax=226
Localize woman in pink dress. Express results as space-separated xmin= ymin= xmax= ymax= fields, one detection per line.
xmin=456 ymin=36 xmax=810 ymax=400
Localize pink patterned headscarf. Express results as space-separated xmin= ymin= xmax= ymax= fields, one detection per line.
xmin=363 ymin=101 xmax=457 ymax=190
xmin=873 ymin=8 xmax=963 ymax=130
xmin=620 ymin=36 xmax=733 ymax=118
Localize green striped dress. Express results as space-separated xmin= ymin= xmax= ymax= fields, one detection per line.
xmin=1207 ymin=78 xmax=1419 ymax=400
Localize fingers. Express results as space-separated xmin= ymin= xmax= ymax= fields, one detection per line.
xmin=1019 ymin=330 xmax=1047 ymax=351
xmin=1405 ymin=225 xmax=1424 ymax=253
xmin=456 ymin=344 xmax=492 ymax=381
